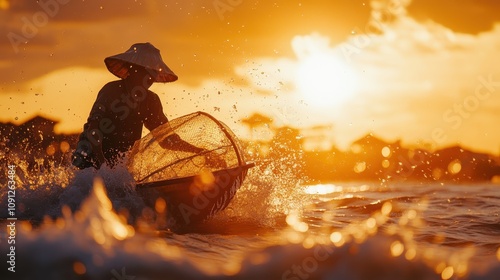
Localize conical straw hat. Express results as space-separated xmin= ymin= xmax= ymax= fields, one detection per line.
xmin=104 ymin=42 xmax=178 ymax=83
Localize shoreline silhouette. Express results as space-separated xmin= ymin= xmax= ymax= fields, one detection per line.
xmin=2 ymin=114 xmax=500 ymax=183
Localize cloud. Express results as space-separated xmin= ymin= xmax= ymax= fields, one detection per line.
xmin=7 ymin=0 xmax=151 ymax=21
xmin=0 ymin=0 xmax=374 ymax=88
xmin=225 ymin=0 xmax=500 ymax=152
xmin=323 ymin=1 xmax=500 ymax=151
xmin=407 ymin=0 xmax=500 ymax=34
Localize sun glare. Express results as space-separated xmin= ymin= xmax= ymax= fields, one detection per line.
xmin=0 ymin=0 xmax=9 ymax=10
xmin=296 ymin=52 xmax=358 ymax=108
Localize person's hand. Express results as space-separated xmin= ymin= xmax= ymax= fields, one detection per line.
xmin=72 ymin=141 xmax=105 ymax=169
xmin=72 ymin=150 xmax=93 ymax=169
xmin=159 ymin=133 xmax=206 ymax=154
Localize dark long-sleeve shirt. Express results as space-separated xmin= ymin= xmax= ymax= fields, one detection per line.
xmin=80 ymin=80 xmax=168 ymax=165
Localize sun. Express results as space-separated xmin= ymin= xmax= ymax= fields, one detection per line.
xmin=295 ymin=52 xmax=358 ymax=108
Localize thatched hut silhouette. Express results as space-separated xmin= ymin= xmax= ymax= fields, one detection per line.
xmin=0 ymin=115 xmax=78 ymax=171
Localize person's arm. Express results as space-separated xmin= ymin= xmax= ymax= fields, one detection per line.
xmin=141 ymin=92 xmax=225 ymax=167
xmin=72 ymin=89 xmax=108 ymax=169
xmin=144 ymin=92 xmax=204 ymax=153
xmin=72 ymin=120 xmax=106 ymax=169
xmin=143 ymin=92 xmax=168 ymax=130
xmin=159 ymin=133 xmax=205 ymax=153
xmin=83 ymin=118 xmax=106 ymax=167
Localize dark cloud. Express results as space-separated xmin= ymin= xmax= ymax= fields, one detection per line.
xmin=408 ymin=0 xmax=500 ymax=34
xmin=1 ymin=0 xmax=373 ymax=89
xmin=8 ymin=0 xmax=151 ymax=21
xmin=11 ymin=1 xmax=479 ymax=90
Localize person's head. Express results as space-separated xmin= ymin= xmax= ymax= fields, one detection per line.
xmin=125 ymin=64 xmax=158 ymax=89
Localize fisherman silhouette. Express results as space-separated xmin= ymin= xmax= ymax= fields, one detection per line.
xmin=72 ymin=42 xmax=203 ymax=169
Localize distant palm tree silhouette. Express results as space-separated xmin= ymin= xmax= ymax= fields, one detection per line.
xmin=241 ymin=113 xmax=273 ymax=140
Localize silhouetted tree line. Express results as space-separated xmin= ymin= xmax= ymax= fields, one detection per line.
xmin=241 ymin=113 xmax=500 ymax=183
xmin=2 ymin=114 xmax=500 ymax=183
xmin=0 ymin=116 xmax=78 ymax=172
xmin=301 ymin=134 xmax=500 ymax=182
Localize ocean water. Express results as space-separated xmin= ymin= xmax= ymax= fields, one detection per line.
xmin=1 ymin=160 xmax=500 ymax=280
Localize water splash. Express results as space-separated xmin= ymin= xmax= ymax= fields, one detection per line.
xmin=279 ymin=184 xmax=500 ymax=280
xmin=208 ymin=156 xmax=308 ymax=231
xmin=11 ymin=178 xmax=212 ymax=279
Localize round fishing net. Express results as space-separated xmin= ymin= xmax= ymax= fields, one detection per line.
xmin=127 ymin=112 xmax=245 ymax=185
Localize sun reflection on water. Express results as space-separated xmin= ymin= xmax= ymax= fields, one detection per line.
xmin=303 ymin=183 xmax=370 ymax=195
xmin=303 ymin=184 xmax=341 ymax=195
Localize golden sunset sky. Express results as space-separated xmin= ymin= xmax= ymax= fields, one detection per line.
xmin=1 ymin=0 xmax=500 ymax=154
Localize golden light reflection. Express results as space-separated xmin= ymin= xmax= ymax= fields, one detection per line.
xmin=190 ymin=168 xmax=216 ymax=195
xmin=286 ymin=231 xmax=304 ymax=244
xmin=373 ymin=212 xmax=389 ymax=226
xmin=447 ymin=160 xmax=462 ymax=175
xmin=46 ymin=144 xmax=56 ymax=156
xmin=365 ymin=217 xmax=376 ymax=229
xmin=359 ymin=185 xmax=369 ymax=191
xmin=402 ymin=230 xmax=414 ymax=242
xmin=441 ymin=266 xmax=454 ymax=280
xmin=330 ymin=232 xmax=342 ymax=243
xmin=433 ymin=233 xmax=446 ymax=244
xmin=222 ymin=262 xmax=242 ymax=277
xmin=60 ymin=141 xmax=70 ymax=153
xmin=330 ymin=232 xmax=345 ymax=247
xmin=285 ymin=210 xmax=309 ymax=233
xmin=406 ymin=209 xmax=417 ymax=220
xmin=303 ymin=184 xmax=370 ymax=195
xmin=144 ymin=239 xmax=181 ymax=259
xmin=435 ymin=262 xmax=447 ymax=274
xmin=432 ymin=168 xmax=443 ymax=180
xmin=390 ymin=240 xmax=404 ymax=257
xmin=405 ymin=247 xmax=416 ymax=260
xmin=0 ymin=0 xmax=9 ymax=10
xmin=282 ymin=186 xmax=481 ymax=280
xmin=302 ymin=236 xmax=315 ymax=249
xmin=248 ymin=252 xmax=270 ymax=265
xmin=354 ymin=162 xmax=366 ymax=173
xmin=296 ymin=222 xmax=309 ymax=232
xmin=87 ymin=178 xmax=135 ymax=244
xmin=20 ymin=221 xmax=32 ymax=232
xmin=62 ymin=205 xmax=72 ymax=219
xmin=111 ymin=223 xmax=130 ymax=241
xmin=94 ymin=179 xmax=113 ymax=211
xmin=303 ymin=184 xmax=342 ymax=195
xmin=381 ymin=202 xmax=392 ymax=216
xmin=155 ymin=197 xmax=167 ymax=213
xmin=455 ymin=263 xmax=468 ymax=278
xmin=55 ymin=217 xmax=65 ymax=229
xmin=497 ymin=247 xmax=500 ymax=261
xmin=352 ymin=230 xmax=367 ymax=243
xmin=381 ymin=146 xmax=391 ymax=157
